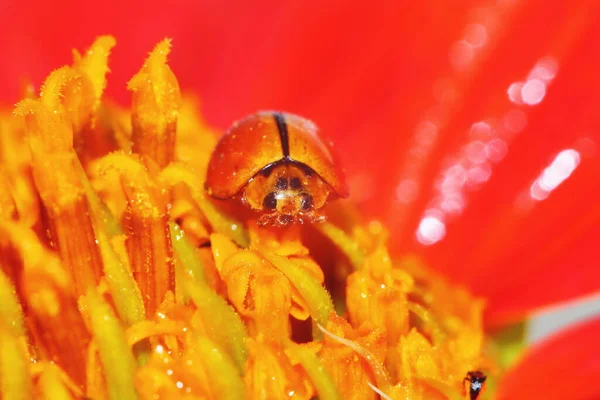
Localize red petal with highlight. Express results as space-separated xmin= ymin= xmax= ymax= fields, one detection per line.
xmin=378 ymin=2 xmax=600 ymax=326
xmin=497 ymin=317 xmax=600 ymax=400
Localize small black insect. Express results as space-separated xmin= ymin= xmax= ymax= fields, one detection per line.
xmin=464 ymin=371 xmax=487 ymax=400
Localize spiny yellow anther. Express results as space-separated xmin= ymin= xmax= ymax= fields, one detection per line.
xmin=58 ymin=35 xmax=116 ymax=139
xmin=72 ymin=35 xmax=116 ymax=109
xmin=128 ymin=38 xmax=181 ymax=167
xmin=39 ymin=66 xmax=80 ymax=114
xmin=15 ymin=96 xmax=72 ymax=157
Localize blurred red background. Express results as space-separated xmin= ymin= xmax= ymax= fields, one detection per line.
xmin=1 ymin=0 xmax=599 ymax=326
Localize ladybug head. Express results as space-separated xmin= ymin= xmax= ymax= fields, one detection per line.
xmin=243 ymin=162 xmax=331 ymax=226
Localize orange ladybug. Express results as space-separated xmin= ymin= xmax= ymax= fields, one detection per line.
xmin=205 ymin=111 xmax=349 ymax=226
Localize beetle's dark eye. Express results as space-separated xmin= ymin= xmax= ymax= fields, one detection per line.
xmin=275 ymin=177 xmax=288 ymax=190
xmin=290 ymin=177 xmax=302 ymax=190
xmin=300 ymin=193 xmax=313 ymax=211
xmin=263 ymin=192 xmax=278 ymax=210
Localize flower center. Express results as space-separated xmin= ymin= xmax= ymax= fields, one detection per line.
xmin=0 ymin=36 xmax=492 ymax=400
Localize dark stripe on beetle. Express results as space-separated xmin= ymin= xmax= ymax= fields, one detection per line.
xmin=273 ymin=112 xmax=290 ymax=157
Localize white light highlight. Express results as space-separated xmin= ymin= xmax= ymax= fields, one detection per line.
xmin=467 ymin=164 xmax=492 ymax=185
xmin=439 ymin=194 xmax=465 ymax=216
xmin=485 ymin=139 xmax=508 ymax=162
xmin=539 ymin=149 xmax=580 ymax=191
xmin=507 ymin=82 xmax=524 ymax=105
xmin=530 ymin=149 xmax=581 ymax=201
xmin=466 ymin=140 xmax=487 ymax=164
xmin=521 ymin=79 xmax=546 ymax=105
xmin=508 ymin=56 xmax=558 ymax=107
xmin=464 ymin=23 xmax=488 ymax=48
xmin=469 ymin=121 xmax=492 ymax=139
xmin=528 ymin=57 xmax=559 ymax=82
xmin=416 ymin=216 xmax=446 ymax=245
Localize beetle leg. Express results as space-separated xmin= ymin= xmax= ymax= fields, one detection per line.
xmin=257 ymin=212 xmax=288 ymax=227
xmin=257 ymin=212 xmax=276 ymax=227
xmin=306 ymin=210 xmax=326 ymax=224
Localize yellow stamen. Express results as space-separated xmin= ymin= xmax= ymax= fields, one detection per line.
xmin=285 ymin=341 xmax=342 ymax=400
xmin=87 ymin=289 xmax=137 ymax=400
xmin=95 ymin=153 xmax=175 ymax=315
xmin=0 ymin=269 xmax=25 ymax=337
xmin=263 ymin=252 xmax=334 ymax=335
xmin=1 ymin=36 xmax=495 ymax=400
xmin=128 ymin=38 xmax=181 ymax=167
xmin=169 ymin=221 xmax=208 ymax=304
xmin=0 ymin=324 xmax=31 ymax=400
xmin=69 ymin=35 xmax=116 ymax=137
xmin=15 ymin=68 xmax=104 ymax=295
xmin=185 ymin=278 xmax=248 ymax=372
xmin=38 ymin=364 xmax=74 ymax=400
xmin=192 ymin=336 xmax=245 ymax=400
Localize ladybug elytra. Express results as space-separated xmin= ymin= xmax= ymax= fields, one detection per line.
xmin=205 ymin=111 xmax=348 ymax=226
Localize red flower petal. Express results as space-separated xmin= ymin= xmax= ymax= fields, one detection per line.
xmin=2 ymin=1 xmax=599 ymax=324
xmin=497 ymin=317 xmax=600 ymax=400
xmin=377 ymin=3 xmax=600 ymax=326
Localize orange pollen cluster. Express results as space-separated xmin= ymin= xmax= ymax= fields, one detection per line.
xmin=0 ymin=36 xmax=493 ymax=400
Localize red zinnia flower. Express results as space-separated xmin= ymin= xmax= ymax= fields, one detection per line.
xmin=1 ymin=1 xmax=599 ymax=399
